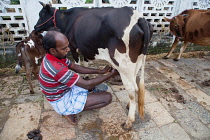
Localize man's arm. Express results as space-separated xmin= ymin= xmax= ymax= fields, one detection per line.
xmin=75 ymin=68 xmax=119 ymax=90
xmin=69 ymin=63 xmax=112 ymax=74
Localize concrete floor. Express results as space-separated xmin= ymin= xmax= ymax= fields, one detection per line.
xmin=0 ymin=55 xmax=210 ymax=140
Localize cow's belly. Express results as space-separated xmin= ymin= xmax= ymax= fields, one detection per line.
xmin=192 ymin=38 xmax=210 ymax=46
xmin=95 ymin=48 xmax=140 ymax=72
xmin=94 ymin=48 xmax=118 ymax=68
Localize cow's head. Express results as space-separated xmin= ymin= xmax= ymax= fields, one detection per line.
xmin=164 ymin=14 xmax=188 ymax=38
xmin=25 ymin=30 xmax=43 ymax=47
xmin=34 ymin=2 xmax=55 ymax=32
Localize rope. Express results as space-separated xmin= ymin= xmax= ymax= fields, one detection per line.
xmin=0 ymin=27 xmax=15 ymax=55
xmin=157 ymin=21 xmax=170 ymax=41
xmin=35 ymin=9 xmax=58 ymax=28
xmin=35 ymin=16 xmax=53 ymax=28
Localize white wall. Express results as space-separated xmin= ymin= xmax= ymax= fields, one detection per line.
xmin=0 ymin=0 xmax=210 ymax=42
xmin=20 ymin=0 xmax=48 ymax=32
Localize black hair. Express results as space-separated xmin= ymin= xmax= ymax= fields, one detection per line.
xmin=42 ymin=31 xmax=56 ymax=53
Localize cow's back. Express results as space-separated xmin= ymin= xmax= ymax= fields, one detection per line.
xmin=70 ymin=7 xmax=142 ymax=61
xmin=184 ymin=10 xmax=210 ymax=45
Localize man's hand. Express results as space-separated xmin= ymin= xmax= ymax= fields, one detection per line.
xmin=76 ymin=66 xmax=119 ymax=89
xmin=100 ymin=65 xmax=113 ymax=74
xmin=100 ymin=65 xmax=119 ymax=76
xmin=110 ymin=68 xmax=119 ymax=77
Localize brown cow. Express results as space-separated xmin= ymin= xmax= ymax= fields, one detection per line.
xmin=163 ymin=9 xmax=210 ymax=61
xmin=15 ymin=30 xmax=45 ymax=94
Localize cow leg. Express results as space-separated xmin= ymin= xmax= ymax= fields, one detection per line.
xmin=21 ymin=48 xmax=34 ymax=94
xmin=32 ymin=57 xmax=41 ymax=79
xmin=32 ymin=64 xmax=39 ymax=79
xmin=120 ymin=55 xmax=146 ymax=130
xmin=174 ymin=41 xmax=189 ymax=61
xmin=26 ymin=62 xmax=34 ymax=94
xmin=120 ymin=75 xmax=137 ymax=130
xmin=163 ymin=37 xmax=179 ymax=59
xmin=15 ymin=43 xmax=23 ymax=73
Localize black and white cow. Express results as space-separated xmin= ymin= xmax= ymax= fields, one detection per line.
xmin=34 ymin=2 xmax=153 ymax=130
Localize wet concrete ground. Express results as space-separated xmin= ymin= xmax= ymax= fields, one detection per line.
xmin=0 ymin=54 xmax=210 ymax=140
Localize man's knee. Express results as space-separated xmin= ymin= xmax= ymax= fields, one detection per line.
xmin=105 ymin=92 xmax=112 ymax=104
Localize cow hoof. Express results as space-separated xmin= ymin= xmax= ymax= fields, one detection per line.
xmin=173 ymin=58 xmax=179 ymax=61
xmin=30 ymin=91 xmax=35 ymax=94
xmin=121 ymin=123 xmax=132 ymax=131
xmin=162 ymin=56 xmax=169 ymax=59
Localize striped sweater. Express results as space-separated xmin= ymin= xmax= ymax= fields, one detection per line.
xmin=39 ymin=53 xmax=79 ymax=101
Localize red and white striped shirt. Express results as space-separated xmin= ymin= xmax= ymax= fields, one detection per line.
xmin=39 ymin=53 xmax=79 ymax=101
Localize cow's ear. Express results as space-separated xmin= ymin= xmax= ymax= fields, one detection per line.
xmin=49 ymin=1 xmax=52 ymax=7
xmin=182 ymin=14 xmax=188 ymax=21
xmin=45 ymin=4 xmax=51 ymax=12
xmin=41 ymin=31 xmax=47 ymax=37
xmin=39 ymin=1 xmax=46 ymax=7
xmin=163 ymin=17 xmax=171 ymax=22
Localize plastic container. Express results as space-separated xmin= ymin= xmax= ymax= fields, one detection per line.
xmin=93 ymin=83 xmax=108 ymax=92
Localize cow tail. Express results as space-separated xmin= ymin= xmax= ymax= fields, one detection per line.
xmin=137 ymin=56 xmax=146 ymax=120
xmin=138 ymin=17 xmax=150 ymax=54
xmin=15 ymin=42 xmax=23 ymax=73
xmin=137 ymin=17 xmax=150 ymax=119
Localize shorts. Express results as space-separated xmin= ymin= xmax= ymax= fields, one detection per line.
xmin=49 ymin=86 xmax=88 ymax=115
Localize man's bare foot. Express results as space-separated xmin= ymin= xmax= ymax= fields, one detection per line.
xmin=63 ymin=114 xmax=78 ymax=125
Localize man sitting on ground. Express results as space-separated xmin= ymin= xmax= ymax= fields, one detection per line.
xmin=39 ymin=31 xmax=119 ymax=125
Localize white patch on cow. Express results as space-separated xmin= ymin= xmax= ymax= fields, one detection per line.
xmin=75 ymin=56 xmax=82 ymax=65
xmin=24 ymin=39 xmax=35 ymax=48
xmin=35 ymin=57 xmax=41 ymax=64
xmin=76 ymin=48 xmax=79 ymax=53
xmin=122 ymin=10 xmax=143 ymax=47
xmin=82 ymin=61 xmax=89 ymax=67
xmin=41 ymin=31 xmax=47 ymax=37
xmin=18 ymin=53 xmax=21 ymax=56
xmin=114 ymin=50 xmax=143 ymax=84
xmin=95 ymin=48 xmax=113 ymax=64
